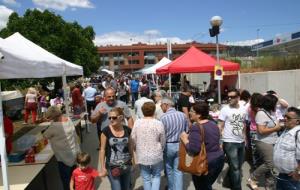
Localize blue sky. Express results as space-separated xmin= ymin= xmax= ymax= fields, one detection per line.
xmin=1 ymin=0 xmax=300 ymax=46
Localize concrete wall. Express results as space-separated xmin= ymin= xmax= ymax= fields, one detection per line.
xmin=240 ymin=69 xmax=300 ymax=107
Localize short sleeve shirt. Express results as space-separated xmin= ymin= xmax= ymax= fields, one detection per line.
xmin=72 ymin=167 xmax=99 ymax=190
xmin=92 ymin=100 xmax=132 ymax=130
xmin=102 ymin=126 xmax=132 ymax=166
xmin=255 ymin=109 xmax=278 ymax=144
xmin=177 ymin=94 xmax=191 ymax=112
xmin=218 ymin=105 xmax=247 ymax=143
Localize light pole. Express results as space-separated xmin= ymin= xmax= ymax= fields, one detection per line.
xmin=256 ymin=29 xmax=260 ymax=57
xmin=209 ymin=16 xmax=223 ymax=105
xmin=130 ymin=38 xmax=133 ymax=74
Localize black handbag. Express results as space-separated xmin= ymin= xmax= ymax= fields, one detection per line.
xmin=110 ymin=161 xmax=131 ymax=177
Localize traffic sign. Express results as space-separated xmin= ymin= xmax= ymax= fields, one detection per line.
xmin=214 ymin=65 xmax=223 ymax=80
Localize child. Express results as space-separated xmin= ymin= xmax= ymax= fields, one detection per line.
xmin=70 ymin=152 xmax=104 ymax=190
xmin=39 ymin=91 xmax=49 ymax=119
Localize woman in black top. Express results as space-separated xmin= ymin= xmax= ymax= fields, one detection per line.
xmin=99 ymin=107 xmax=132 ymax=190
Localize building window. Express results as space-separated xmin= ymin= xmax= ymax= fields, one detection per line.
xmin=114 ymin=60 xmax=124 ymax=65
xmin=128 ymin=52 xmax=139 ymax=56
xmin=144 ymin=59 xmax=155 ymax=65
xmin=129 ymin=60 xmax=139 ymax=64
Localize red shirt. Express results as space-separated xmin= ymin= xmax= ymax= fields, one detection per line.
xmin=71 ymin=167 xmax=99 ymax=190
xmin=72 ymin=87 xmax=83 ymax=107
xmin=3 ymin=116 xmax=14 ymax=154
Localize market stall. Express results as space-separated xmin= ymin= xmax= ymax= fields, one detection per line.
xmin=0 ymin=32 xmax=83 ymax=190
xmin=156 ymin=46 xmax=240 ymax=94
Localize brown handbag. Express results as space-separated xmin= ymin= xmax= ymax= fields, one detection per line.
xmin=178 ymin=123 xmax=208 ymax=176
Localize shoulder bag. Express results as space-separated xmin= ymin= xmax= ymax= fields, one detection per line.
xmin=178 ymin=123 xmax=208 ymax=176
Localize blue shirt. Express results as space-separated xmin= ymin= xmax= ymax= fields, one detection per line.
xmin=130 ymin=80 xmax=139 ymax=93
xmin=160 ymin=108 xmax=189 ymax=143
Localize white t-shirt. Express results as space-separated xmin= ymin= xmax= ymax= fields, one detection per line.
xmin=219 ymin=105 xmax=247 ymax=143
xmin=255 ymin=109 xmax=278 ymax=144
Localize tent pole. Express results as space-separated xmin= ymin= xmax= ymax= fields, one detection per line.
xmin=169 ymin=73 xmax=171 ymax=96
xmin=156 ymin=75 xmax=159 ymax=90
xmin=0 ymin=82 xmax=10 ymax=190
xmin=238 ymin=71 xmax=241 ymax=89
xmin=62 ymin=63 xmax=70 ymax=117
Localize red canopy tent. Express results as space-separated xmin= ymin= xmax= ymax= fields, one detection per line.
xmin=156 ymin=46 xmax=240 ymax=74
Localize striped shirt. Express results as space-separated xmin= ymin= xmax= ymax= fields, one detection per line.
xmin=160 ymin=108 xmax=189 ymax=143
xmin=273 ymin=125 xmax=300 ymax=174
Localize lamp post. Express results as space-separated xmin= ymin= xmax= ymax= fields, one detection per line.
xmin=130 ymin=38 xmax=133 ymax=74
xmin=209 ymin=16 xmax=223 ymax=105
xmin=256 ymin=29 xmax=260 ymax=57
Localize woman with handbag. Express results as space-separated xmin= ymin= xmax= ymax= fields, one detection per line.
xmin=247 ymin=94 xmax=282 ymax=190
xmin=99 ymin=107 xmax=133 ymax=190
xmin=180 ymin=102 xmax=224 ymax=190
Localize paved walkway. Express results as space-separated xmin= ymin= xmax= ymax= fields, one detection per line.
xmin=81 ymin=122 xmax=251 ymax=190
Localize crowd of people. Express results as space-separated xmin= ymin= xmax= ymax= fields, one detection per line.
xmin=14 ymin=74 xmax=300 ymax=190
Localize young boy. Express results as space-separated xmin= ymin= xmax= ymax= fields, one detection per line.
xmin=70 ymin=152 xmax=104 ymax=190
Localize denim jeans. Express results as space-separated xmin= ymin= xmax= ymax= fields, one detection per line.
xmin=192 ymin=155 xmax=225 ymax=190
xmin=107 ymin=166 xmax=131 ymax=190
xmin=131 ymin=92 xmax=139 ymax=108
xmin=140 ymin=161 xmax=163 ymax=190
xmin=57 ymin=162 xmax=75 ymax=190
xmin=163 ymin=143 xmax=183 ymax=190
xmin=223 ymin=142 xmax=245 ymax=190
xmin=276 ymin=173 xmax=300 ymax=190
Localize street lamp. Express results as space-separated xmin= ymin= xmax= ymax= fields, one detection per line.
xmin=256 ymin=29 xmax=260 ymax=57
xmin=130 ymin=38 xmax=133 ymax=74
xmin=209 ymin=16 xmax=223 ymax=105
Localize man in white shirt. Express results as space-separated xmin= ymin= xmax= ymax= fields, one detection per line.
xmin=134 ymin=91 xmax=153 ymax=119
xmin=82 ymin=83 xmax=97 ymax=120
xmin=218 ymin=88 xmax=247 ymax=190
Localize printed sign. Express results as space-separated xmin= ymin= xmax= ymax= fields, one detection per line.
xmin=214 ymin=64 xmax=223 ymax=80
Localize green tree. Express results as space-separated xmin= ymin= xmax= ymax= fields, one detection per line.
xmin=0 ymin=9 xmax=99 ymax=76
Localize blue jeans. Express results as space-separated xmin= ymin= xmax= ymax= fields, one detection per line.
xmin=276 ymin=173 xmax=300 ymax=190
xmin=223 ymin=142 xmax=245 ymax=190
xmin=57 ymin=162 xmax=75 ymax=190
xmin=131 ymin=92 xmax=139 ymax=108
xmin=140 ymin=161 xmax=163 ymax=190
xmin=192 ymin=155 xmax=225 ymax=190
xmin=107 ymin=166 xmax=131 ymax=190
xmin=164 ymin=143 xmax=183 ymax=190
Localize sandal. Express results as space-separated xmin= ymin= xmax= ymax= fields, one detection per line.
xmin=247 ymin=178 xmax=259 ymax=190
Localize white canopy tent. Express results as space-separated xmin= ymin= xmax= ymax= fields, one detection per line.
xmin=101 ymin=69 xmax=114 ymax=77
xmin=0 ymin=32 xmax=82 ymax=78
xmin=0 ymin=32 xmax=83 ymax=190
xmin=140 ymin=57 xmax=171 ymax=74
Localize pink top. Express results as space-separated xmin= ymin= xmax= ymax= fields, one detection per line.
xmin=248 ymin=108 xmax=257 ymax=131
xmin=26 ymin=93 xmax=36 ymax=103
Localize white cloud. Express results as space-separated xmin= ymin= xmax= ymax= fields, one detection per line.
xmin=94 ymin=30 xmax=192 ymax=46
xmin=2 ymin=0 xmax=18 ymax=5
xmin=223 ymin=39 xmax=264 ymax=46
xmin=32 ymin=0 xmax=94 ymax=11
xmin=0 ymin=5 xmax=14 ymax=30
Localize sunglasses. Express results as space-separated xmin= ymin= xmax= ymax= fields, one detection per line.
xmin=228 ymin=95 xmax=238 ymax=99
xmin=284 ymin=115 xmax=300 ymax=120
xmin=108 ymin=116 xmax=118 ymax=120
